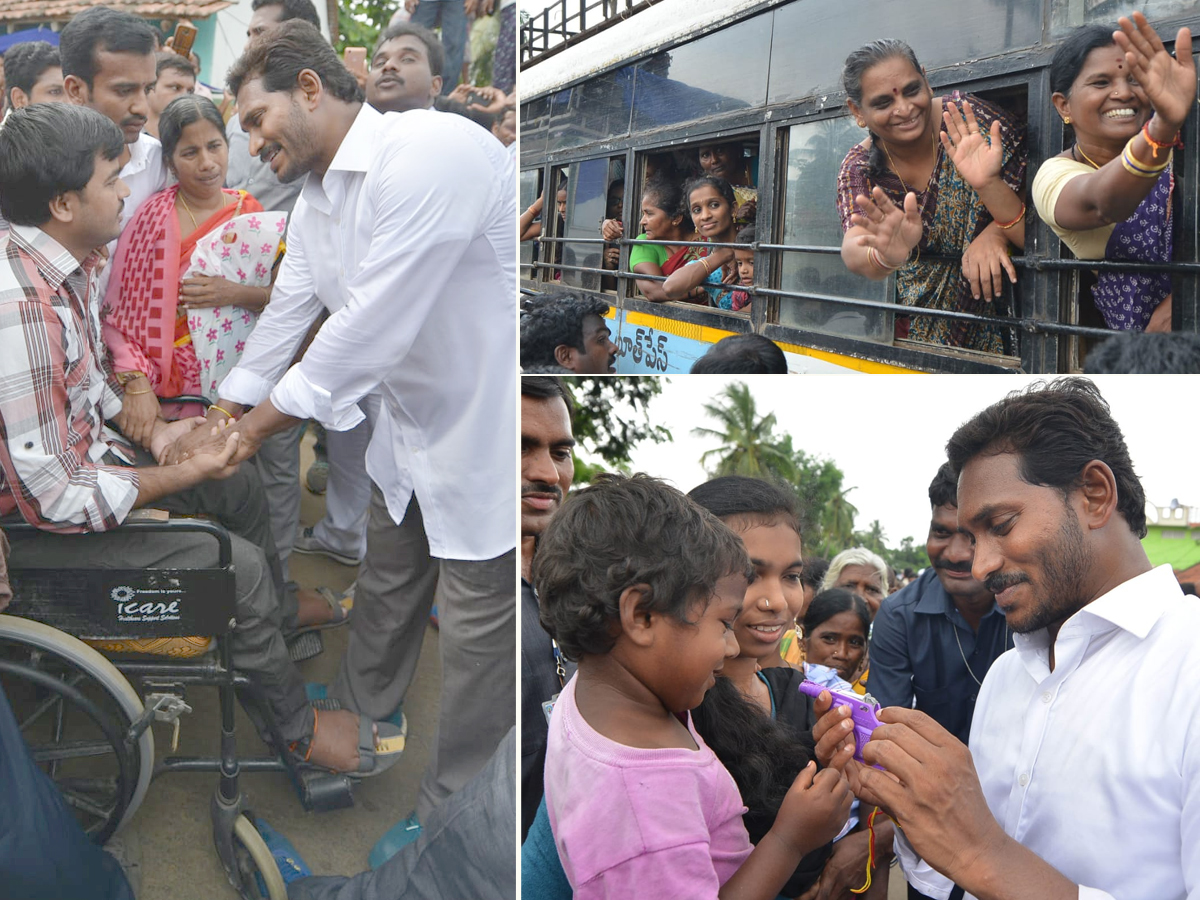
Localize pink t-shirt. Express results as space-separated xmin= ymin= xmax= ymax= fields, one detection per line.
xmin=545 ymin=675 xmax=754 ymax=899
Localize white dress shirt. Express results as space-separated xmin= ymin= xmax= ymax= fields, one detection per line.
xmin=98 ymin=131 xmax=166 ymax=299
xmin=220 ymin=105 xmax=516 ymax=561
xmin=897 ymin=564 xmax=1200 ymax=900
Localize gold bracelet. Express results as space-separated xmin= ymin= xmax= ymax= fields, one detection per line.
xmin=209 ymin=404 xmax=237 ymax=420
xmin=1121 ymin=145 xmax=1165 ymax=179
xmin=124 ymin=387 xmax=154 ymax=396
xmin=699 ymin=256 xmax=712 ymax=275
xmin=116 ymin=370 xmax=147 ymax=386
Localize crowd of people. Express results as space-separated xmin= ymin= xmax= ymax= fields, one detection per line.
xmin=0 ymin=1 xmax=515 ymax=896
xmin=521 ymin=375 xmax=1200 ymax=900
xmin=522 ymin=12 xmax=1198 ymax=360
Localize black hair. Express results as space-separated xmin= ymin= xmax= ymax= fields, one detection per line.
xmin=928 ymin=460 xmax=958 ymax=510
xmin=687 ymin=475 xmax=801 ymax=536
xmin=433 ymin=93 xmax=495 ymax=127
xmin=250 ymin=0 xmax=322 ymax=29
xmin=642 ymin=174 xmax=684 ymax=217
xmin=1083 ymin=332 xmax=1200 ymax=374
xmin=1049 ymin=24 xmax=1116 ymax=98
xmin=802 ymin=588 xmax=870 ymax=638
xmin=690 ymin=334 xmax=787 ymax=374
xmin=801 ymin=557 xmax=829 ymax=591
xmin=521 ymin=363 xmax=574 ymax=374
xmin=0 ymin=104 xmax=124 ymax=226
xmin=691 ymin=676 xmax=817 ymax=848
xmin=159 ymin=95 xmax=227 ymax=162
xmin=373 ymin=21 xmax=444 ymax=78
xmin=1182 ymin=582 xmax=1198 ymax=597
xmin=60 ymin=6 xmax=157 ymax=90
xmin=842 ymin=39 xmax=925 ymax=179
xmin=227 ymin=19 xmax=362 ymax=104
xmin=520 ymin=292 xmax=610 ymax=369
xmin=945 ymin=377 xmax=1147 ymax=537
xmin=533 ymin=472 xmax=752 ymax=662
xmin=736 ymin=223 xmax=756 ymax=245
xmin=3 ymin=41 xmax=60 ymax=105
xmin=683 ymin=174 xmax=736 ymax=210
xmin=156 ymin=51 xmax=196 ymax=80
xmin=520 ymin=375 xmax=573 ymax=412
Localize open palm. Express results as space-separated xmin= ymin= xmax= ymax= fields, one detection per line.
xmin=1115 ymin=13 xmax=1195 ymax=128
xmin=941 ymin=100 xmax=1003 ymax=192
xmin=851 ymin=187 xmax=922 ymax=267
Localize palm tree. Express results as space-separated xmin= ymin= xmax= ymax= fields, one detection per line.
xmin=693 ymin=383 xmax=796 ymax=481
xmin=822 ymin=487 xmax=859 ymax=553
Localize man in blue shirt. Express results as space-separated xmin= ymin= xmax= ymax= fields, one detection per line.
xmin=867 ymin=462 xmax=1013 ymax=746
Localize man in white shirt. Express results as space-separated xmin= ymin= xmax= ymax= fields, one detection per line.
xmin=60 ymin=6 xmax=167 ymax=293
xmin=815 ymin=378 xmax=1199 ymax=900
xmin=172 ymin=19 xmax=516 ymax=858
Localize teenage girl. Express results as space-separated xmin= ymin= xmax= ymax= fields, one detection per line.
xmin=534 ymin=473 xmax=852 ymax=899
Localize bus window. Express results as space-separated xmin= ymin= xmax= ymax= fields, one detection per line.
xmin=519 ymin=168 xmax=542 ymax=281
xmin=778 ymin=116 xmax=893 ymax=343
xmin=555 ymin=157 xmax=623 ymax=292
xmin=625 ymin=135 xmax=759 ymax=314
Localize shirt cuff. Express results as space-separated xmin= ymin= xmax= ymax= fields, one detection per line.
xmin=218 ymin=366 xmax=277 ymax=408
xmin=269 ymin=365 xmax=366 ymax=432
xmin=893 ymin=830 xmax=955 ymax=900
xmin=1078 ymin=888 xmax=1115 ymax=900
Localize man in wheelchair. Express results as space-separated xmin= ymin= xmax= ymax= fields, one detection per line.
xmin=0 ymin=104 xmax=402 ymax=777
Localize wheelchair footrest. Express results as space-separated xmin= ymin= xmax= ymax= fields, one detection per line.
xmin=299 ymin=770 xmax=354 ymax=812
xmin=287 ymin=630 xmax=323 ymax=663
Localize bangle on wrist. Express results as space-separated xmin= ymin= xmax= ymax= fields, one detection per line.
xmin=868 ymin=245 xmax=904 ymax=272
xmin=994 ymin=202 xmax=1026 ymax=230
xmin=124 ymin=387 xmax=154 ymax=396
xmin=698 ymin=256 xmax=712 ymax=275
xmin=1142 ymin=120 xmax=1183 ymax=158
xmin=209 ymin=404 xmax=238 ymax=421
xmin=116 ymin=371 xmax=147 ymax=386
xmin=1121 ymin=138 xmax=1170 ymax=178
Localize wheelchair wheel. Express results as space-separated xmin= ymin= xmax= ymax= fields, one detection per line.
xmin=232 ymin=814 xmax=288 ymax=900
xmin=0 ymin=615 xmax=155 ymax=843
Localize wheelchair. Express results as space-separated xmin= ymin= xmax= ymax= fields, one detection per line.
xmin=0 ymin=515 xmax=356 ymax=900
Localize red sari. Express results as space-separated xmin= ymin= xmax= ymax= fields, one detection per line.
xmin=103 ymin=185 xmax=262 ymax=398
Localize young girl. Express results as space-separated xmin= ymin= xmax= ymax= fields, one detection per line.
xmin=803 ymin=590 xmax=872 ymax=686
xmin=534 ymin=473 xmax=852 ymax=899
xmin=661 ymin=176 xmax=745 ymax=310
xmin=689 ymin=477 xmax=890 ymax=899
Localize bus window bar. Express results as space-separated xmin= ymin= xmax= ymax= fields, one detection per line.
xmin=524 ymin=263 xmax=1127 ymax=339
xmin=534 ymin=235 xmax=1200 ymax=275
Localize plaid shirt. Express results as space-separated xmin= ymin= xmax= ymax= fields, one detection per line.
xmin=0 ymin=225 xmax=138 ymax=532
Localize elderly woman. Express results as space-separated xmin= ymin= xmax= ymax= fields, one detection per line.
xmin=821 ymin=545 xmax=890 ymax=694
xmin=1032 ymin=13 xmax=1193 ymax=333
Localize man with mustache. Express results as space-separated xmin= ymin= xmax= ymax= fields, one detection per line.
xmin=60 ymin=6 xmax=165 ymax=266
xmin=365 ymin=23 xmax=443 ymax=115
xmin=866 ymin=462 xmax=1012 ymax=749
xmin=519 ymin=376 xmax=577 ymax=840
xmin=816 ymin=379 xmax=1200 ymax=900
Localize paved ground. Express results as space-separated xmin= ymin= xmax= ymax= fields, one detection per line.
xmin=121 ymin=436 xmax=443 ymax=900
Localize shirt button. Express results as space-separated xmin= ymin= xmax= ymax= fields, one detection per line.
xmin=1018 ymin=773 xmax=1030 ymax=787
xmin=1041 ymin=692 xmax=1053 ymax=703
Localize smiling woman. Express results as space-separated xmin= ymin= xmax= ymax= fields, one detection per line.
xmin=660 ymin=175 xmax=745 ymax=310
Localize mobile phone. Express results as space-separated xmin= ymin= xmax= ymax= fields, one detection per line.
xmin=466 ymin=90 xmax=487 ymax=107
xmin=172 ymin=23 xmax=198 ymax=59
xmin=343 ymin=47 xmax=368 ymax=79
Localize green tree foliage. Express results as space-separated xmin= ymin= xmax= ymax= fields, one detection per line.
xmin=693 ymin=383 xmax=795 ymax=480
xmin=336 ymin=0 xmax=389 ymax=51
xmin=562 ymin=377 xmax=671 ymax=483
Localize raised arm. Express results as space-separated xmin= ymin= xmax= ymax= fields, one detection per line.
xmin=840 ymin=187 xmax=923 ymax=280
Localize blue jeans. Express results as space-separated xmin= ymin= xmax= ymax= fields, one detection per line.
xmin=0 ymin=685 xmax=135 ymax=900
xmin=411 ymin=0 xmax=467 ymax=92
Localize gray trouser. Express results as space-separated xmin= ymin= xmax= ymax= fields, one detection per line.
xmin=254 ymin=422 xmax=306 ymax=578
xmin=288 ymin=728 xmax=516 ymax=900
xmin=330 ymin=488 xmax=516 ymax=819
xmin=7 ymin=456 xmax=310 ymax=744
xmin=312 ymin=394 xmax=379 ymax=559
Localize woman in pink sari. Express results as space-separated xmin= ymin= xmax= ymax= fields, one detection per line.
xmin=103 ymin=95 xmax=281 ymax=447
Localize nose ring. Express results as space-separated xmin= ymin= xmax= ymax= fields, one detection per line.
xmin=764 ymin=597 xmax=770 ymax=609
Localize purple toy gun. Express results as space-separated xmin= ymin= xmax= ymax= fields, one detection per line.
xmin=798 ymin=681 xmax=883 ymax=766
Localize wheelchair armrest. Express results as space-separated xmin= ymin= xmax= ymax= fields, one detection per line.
xmin=159 ymin=395 xmax=211 ymax=408
xmin=3 ymin=516 xmax=233 ymax=568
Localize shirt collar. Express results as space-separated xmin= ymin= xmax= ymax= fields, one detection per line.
xmin=1072 ymin=563 xmax=1180 ymax=639
xmin=326 ymin=104 xmax=383 ymax=174
xmin=8 ymin=224 xmax=98 ymax=292
xmin=911 ymin=567 xmax=1002 ymax=620
xmin=123 ymin=131 xmax=160 ymax=177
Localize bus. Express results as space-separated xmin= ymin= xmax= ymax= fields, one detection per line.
xmin=519 ymin=0 xmax=1200 ymax=373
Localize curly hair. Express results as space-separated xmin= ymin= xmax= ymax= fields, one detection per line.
xmin=945 ymin=377 xmax=1147 ymax=537
xmin=520 ymin=292 xmax=610 ymax=369
xmin=533 ymin=473 xmax=751 ymax=662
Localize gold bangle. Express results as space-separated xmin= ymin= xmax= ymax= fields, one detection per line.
xmin=994 ymin=203 xmax=1026 ymax=230
xmin=1123 ymin=138 xmax=1170 ymax=174
xmin=116 ymin=370 xmax=147 ymax=386
xmin=698 ymin=256 xmax=712 ymax=275
xmin=1121 ymin=146 xmax=1165 ymax=179
xmin=209 ymin=404 xmax=237 ymax=420
xmin=124 ymin=387 xmax=155 ymax=396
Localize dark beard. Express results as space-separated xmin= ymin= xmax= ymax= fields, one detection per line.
xmin=1009 ymin=506 xmax=1093 ymax=634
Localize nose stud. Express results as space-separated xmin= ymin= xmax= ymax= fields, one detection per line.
xmin=764 ymin=597 xmax=770 ymax=609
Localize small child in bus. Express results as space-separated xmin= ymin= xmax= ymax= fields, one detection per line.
xmin=731 ymin=223 xmax=755 ymax=312
xmin=534 ymin=473 xmax=852 ymax=900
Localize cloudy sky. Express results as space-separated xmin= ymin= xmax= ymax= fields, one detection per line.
xmin=595 ymin=375 xmax=1200 ymax=550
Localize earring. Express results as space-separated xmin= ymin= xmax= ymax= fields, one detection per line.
xmin=856 ymin=119 xmax=866 ymax=128
xmin=1063 ymin=116 xmax=1071 ymax=124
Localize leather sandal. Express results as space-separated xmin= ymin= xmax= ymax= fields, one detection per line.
xmin=289 ymin=707 xmax=406 ymax=779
